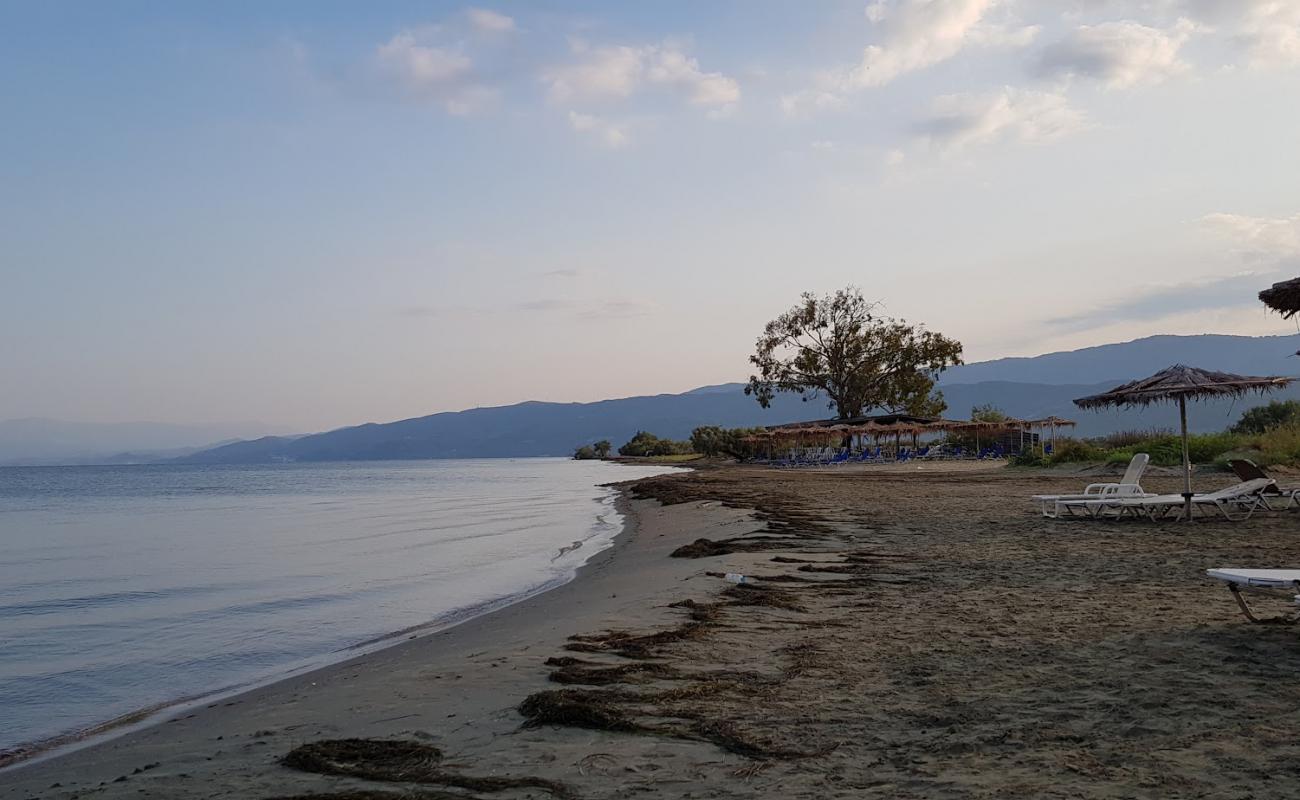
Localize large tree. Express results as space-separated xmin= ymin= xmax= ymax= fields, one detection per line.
xmin=745 ymin=287 xmax=963 ymax=419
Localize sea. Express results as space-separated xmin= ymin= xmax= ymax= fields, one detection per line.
xmin=0 ymin=458 xmax=680 ymax=758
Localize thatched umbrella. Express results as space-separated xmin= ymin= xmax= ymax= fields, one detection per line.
xmin=1260 ymin=277 xmax=1300 ymax=319
xmin=1074 ymin=365 xmax=1293 ymax=520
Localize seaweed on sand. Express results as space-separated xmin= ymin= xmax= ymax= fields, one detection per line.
xmin=691 ymin=720 xmax=838 ymax=760
xmin=721 ymin=584 xmax=806 ymax=613
xmin=280 ymin=739 xmax=571 ymax=798
xmin=269 ymin=792 xmax=478 ymax=800
xmin=548 ymin=661 xmax=679 ymax=685
xmin=519 ymin=689 xmax=647 ymax=733
xmin=670 ymin=537 xmax=794 ymax=558
xmin=282 ymin=739 xmax=442 ymax=783
xmin=518 ymin=688 xmax=833 ymax=760
xmin=668 ymin=598 xmax=724 ymax=622
xmin=563 ymin=621 xmax=709 ymax=659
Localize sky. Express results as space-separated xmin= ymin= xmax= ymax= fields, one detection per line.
xmin=4 ymin=0 xmax=1300 ymax=431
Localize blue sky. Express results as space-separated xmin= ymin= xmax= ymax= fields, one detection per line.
xmin=4 ymin=1 xmax=1300 ymax=430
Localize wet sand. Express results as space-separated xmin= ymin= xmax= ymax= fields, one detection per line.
xmin=4 ymin=462 xmax=1300 ymax=799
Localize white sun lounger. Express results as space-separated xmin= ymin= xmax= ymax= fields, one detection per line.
xmin=1035 ymin=453 xmax=1153 ymax=517
xmin=1053 ymin=478 xmax=1274 ymax=521
xmin=1206 ymin=568 xmax=1300 ymax=623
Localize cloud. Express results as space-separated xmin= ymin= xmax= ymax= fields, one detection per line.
xmin=377 ymin=32 xmax=471 ymax=86
xmin=1050 ymin=210 xmax=1300 ymax=334
xmin=782 ymin=0 xmax=1037 ymax=117
xmin=568 ymin=110 xmax=630 ymax=148
xmin=1180 ymin=0 xmax=1300 ymax=68
xmin=374 ymin=29 xmax=497 ymax=114
xmin=466 ymin=8 xmax=515 ymax=33
xmin=542 ymin=268 xmax=582 ymax=278
xmin=854 ymin=0 xmax=1039 ymax=87
xmin=1045 ymin=271 xmax=1274 ymax=332
xmin=1035 ymin=19 xmax=1196 ymax=88
xmin=543 ymin=42 xmax=740 ymax=113
xmin=915 ymin=86 xmax=1087 ymax=152
xmin=1202 ymin=211 xmax=1300 ymax=261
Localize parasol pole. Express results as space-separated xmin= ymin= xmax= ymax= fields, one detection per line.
xmin=1179 ymin=395 xmax=1192 ymax=521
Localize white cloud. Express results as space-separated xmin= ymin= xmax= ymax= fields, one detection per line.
xmin=852 ymin=0 xmax=1040 ymax=87
xmin=545 ymin=44 xmax=650 ymax=102
xmin=568 ymin=110 xmax=630 ymax=149
xmin=1202 ymin=211 xmax=1300 ymax=261
xmin=1181 ymin=0 xmax=1300 ymax=68
xmin=373 ymin=28 xmax=501 ymax=115
xmin=466 ymin=8 xmax=515 ymax=33
xmin=646 ymin=48 xmax=741 ymax=110
xmin=544 ymin=42 xmax=740 ymax=113
xmin=916 ymin=86 xmax=1087 ymax=152
xmin=782 ymin=0 xmax=1037 ymax=117
xmin=377 ymin=32 xmax=471 ymax=86
xmin=1035 ymin=19 xmax=1196 ymax=88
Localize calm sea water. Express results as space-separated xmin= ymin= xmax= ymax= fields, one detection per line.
xmin=0 ymin=459 xmax=679 ymax=756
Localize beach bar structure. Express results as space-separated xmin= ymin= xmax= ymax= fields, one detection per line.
xmin=759 ymin=413 xmax=1077 ymax=462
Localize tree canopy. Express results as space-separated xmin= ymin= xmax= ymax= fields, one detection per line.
xmin=689 ymin=426 xmax=766 ymax=459
xmin=745 ymin=287 xmax=963 ymax=419
xmin=618 ymin=431 xmax=692 ymax=457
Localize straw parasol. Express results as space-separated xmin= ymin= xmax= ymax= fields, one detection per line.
xmin=1259 ymin=277 xmax=1300 ymax=319
xmin=1074 ymin=364 xmax=1293 ymax=520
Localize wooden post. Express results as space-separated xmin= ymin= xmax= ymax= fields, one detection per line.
xmin=1180 ymin=395 xmax=1192 ymax=521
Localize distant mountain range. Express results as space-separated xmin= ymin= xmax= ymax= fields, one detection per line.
xmin=939 ymin=333 xmax=1300 ymax=386
xmin=0 ymin=419 xmax=288 ymax=466
xmin=173 ymin=333 xmax=1300 ymax=465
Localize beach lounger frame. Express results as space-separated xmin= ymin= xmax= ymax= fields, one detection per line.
xmin=1035 ymin=454 xmax=1152 ymax=517
xmin=1051 ymin=479 xmax=1274 ymax=522
xmin=1206 ymin=569 xmax=1300 ymax=624
xmin=1228 ymin=458 xmax=1300 ymax=511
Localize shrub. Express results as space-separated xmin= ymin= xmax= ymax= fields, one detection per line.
xmin=1098 ymin=428 xmax=1174 ymax=449
xmin=1105 ymin=450 xmax=1135 ymax=466
xmin=1010 ymin=450 xmax=1046 ymax=467
xmin=573 ymin=445 xmax=597 ymax=460
xmin=971 ymin=404 xmax=1007 ymax=423
xmin=1047 ymin=438 xmax=1106 ymax=464
xmin=690 ymin=426 xmax=768 ymax=459
xmin=618 ymin=431 xmax=693 ymax=457
xmin=1232 ymin=400 xmax=1300 ymax=435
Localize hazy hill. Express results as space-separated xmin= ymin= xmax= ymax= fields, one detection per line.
xmin=941 ymin=334 xmax=1300 ymax=385
xmin=15 ymin=333 xmax=1297 ymax=466
xmin=0 ymin=418 xmax=286 ymax=466
xmin=179 ymin=333 xmax=1300 ymax=464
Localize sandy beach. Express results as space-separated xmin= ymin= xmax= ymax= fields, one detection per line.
xmin=4 ymin=461 xmax=1300 ymax=799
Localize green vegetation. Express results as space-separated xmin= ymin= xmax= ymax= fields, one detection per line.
xmin=745 ymin=286 xmax=963 ymax=419
xmin=618 ymin=431 xmax=694 ymax=457
xmin=572 ymin=440 xmax=612 ymax=460
xmin=689 ymin=426 xmax=767 ymax=459
xmin=971 ymin=404 xmax=1007 ymax=423
xmin=1010 ymin=403 xmax=1300 ymax=468
xmin=1025 ymin=427 xmax=1300 ymax=469
xmin=1230 ymin=400 xmax=1300 ymax=434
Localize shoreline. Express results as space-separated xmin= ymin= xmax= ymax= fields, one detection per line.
xmin=0 ymin=470 xmax=678 ymax=775
xmin=7 ymin=463 xmax=1298 ymax=798
xmin=0 ymin=476 xmax=739 ymax=797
